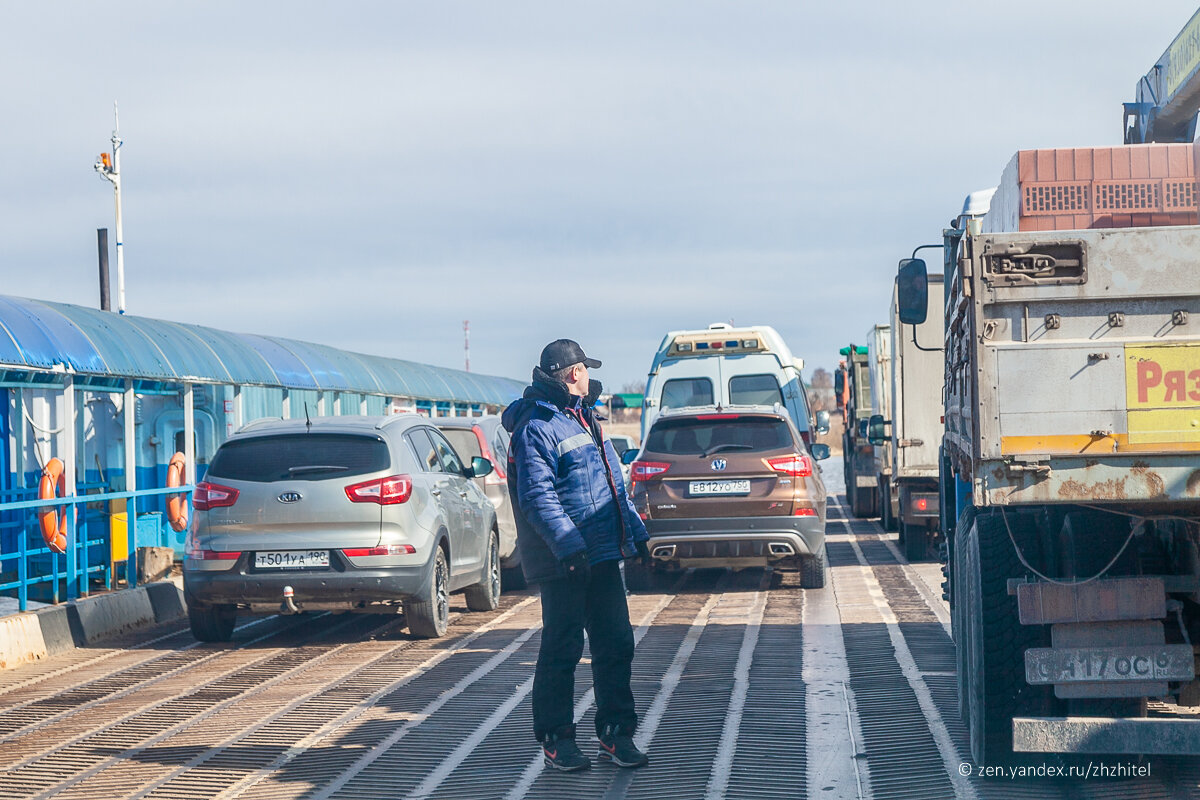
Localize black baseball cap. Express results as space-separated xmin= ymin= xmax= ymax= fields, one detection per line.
xmin=540 ymin=339 xmax=602 ymax=372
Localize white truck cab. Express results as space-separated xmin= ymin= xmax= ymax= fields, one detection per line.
xmin=641 ymin=323 xmax=816 ymax=444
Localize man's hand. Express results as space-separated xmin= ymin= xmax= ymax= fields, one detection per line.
xmin=634 ymin=540 xmax=651 ymax=566
xmin=562 ymin=550 xmax=590 ymax=579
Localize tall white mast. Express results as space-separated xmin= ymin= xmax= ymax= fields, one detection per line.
xmin=94 ymin=103 xmax=126 ymax=314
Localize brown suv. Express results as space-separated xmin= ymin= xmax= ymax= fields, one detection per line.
xmin=626 ymin=405 xmax=830 ymax=589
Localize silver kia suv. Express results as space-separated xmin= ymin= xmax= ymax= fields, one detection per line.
xmin=183 ymin=415 xmax=500 ymax=641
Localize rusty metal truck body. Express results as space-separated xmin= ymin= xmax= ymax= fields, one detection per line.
xmin=931 ymin=222 xmax=1200 ymax=762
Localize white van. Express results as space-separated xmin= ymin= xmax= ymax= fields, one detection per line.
xmin=640 ymin=323 xmax=819 ymax=444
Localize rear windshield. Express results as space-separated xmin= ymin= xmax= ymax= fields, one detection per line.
xmin=728 ymin=374 xmax=783 ymax=406
xmin=660 ymin=377 xmax=713 ymax=410
xmin=440 ymin=428 xmax=482 ymax=461
xmin=207 ymin=433 xmax=390 ymax=482
xmin=645 ymin=417 xmax=793 ymax=456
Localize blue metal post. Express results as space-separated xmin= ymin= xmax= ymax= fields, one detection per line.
xmin=17 ymin=516 xmax=26 ymax=612
xmin=127 ymin=492 xmax=137 ymax=588
xmin=64 ymin=378 xmax=78 ymax=601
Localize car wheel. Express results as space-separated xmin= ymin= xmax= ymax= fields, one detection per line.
xmin=800 ymin=546 xmax=827 ymax=589
xmin=465 ymin=532 xmax=501 ymax=611
xmin=407 ymin=546 xmax=450 ymax=638
xmin=188 ymin=602 xmax=236 ymax=642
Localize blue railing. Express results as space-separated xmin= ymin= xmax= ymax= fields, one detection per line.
xmin=0 ymin=485 xmax=192 ymax=612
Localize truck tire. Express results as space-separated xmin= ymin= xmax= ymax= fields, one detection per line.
xmin=903 ymin=520 xmax=928 ymax=561
xmin=464 ymin=533 xmax=501 ymax=612
xmin=960 ymin=510 xmax=1053 ymax=765
xmin=407 ymin=547 xmax=450 ymax=638
xmin=851 ymin=484 xmax=877 ymax=518
xmin=951 ymin=506 xmax=974 ymax=723
xmin=879 ymin=477 xmax=897 ymax=531
xmin=800 ymin=546 xmax=827 ymax=589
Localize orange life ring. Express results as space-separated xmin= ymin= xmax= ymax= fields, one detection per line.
xmin=38 ymin=458 xmax=68 ymax=554
xmin=167 ymin=451 xmax=189 ymax=533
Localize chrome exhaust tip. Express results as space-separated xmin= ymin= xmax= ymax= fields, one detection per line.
xmin=768 ymin=543 xmax=796 ymax=556
xmin=652 ymin=545 xmax=676 ymax=560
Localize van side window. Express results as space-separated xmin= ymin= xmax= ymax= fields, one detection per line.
xmin=660 ymin=378 xmax=713 ymax=410
xmin=729 ymin=374 xmax=783 ymax=406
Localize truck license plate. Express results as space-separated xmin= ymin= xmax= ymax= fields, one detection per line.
xmin=688 ymin=480 xmax=751 ymax=496
xmin=1025 ymin=645 xmax=1195 ymax=684
xmin=254 ymin=550 xmax=330 ymax=570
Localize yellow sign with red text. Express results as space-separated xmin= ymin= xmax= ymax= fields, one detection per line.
xmin=1126 ymin=344 xmax=1200 ymax=444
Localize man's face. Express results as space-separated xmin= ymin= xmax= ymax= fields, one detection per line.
xmin=567 ymin=363 xmax=589 ymax=396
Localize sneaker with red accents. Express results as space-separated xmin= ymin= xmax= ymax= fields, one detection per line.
xmin=542 ymin=733 xmax=590 ymax=772
xmin=597 ymin=724 xmax=648 ymax=768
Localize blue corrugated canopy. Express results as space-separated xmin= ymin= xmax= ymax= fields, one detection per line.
xmin=0 ymin=295 xmax=524 ymax=406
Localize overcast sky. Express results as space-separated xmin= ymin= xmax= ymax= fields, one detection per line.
xmin=3 ymin=2 xmax=1197 ymax=391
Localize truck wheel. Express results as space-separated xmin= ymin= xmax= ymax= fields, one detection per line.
xmin=851 ymin=485 xmax=876 ymax=518
xmin=800 ymin=546 xmax=827 ymax=589
xmin=962 ymin=510 xmax=1053 ymax=765
xmin=407 ymin=547 xmax=450 ymax=638
xmin=188 ymin=602 xmax=236 ymax=642
xmin=903 ymin=520 xmax=928 ymax=561
xmin=465 ymin=533 xmax=501 ymax=612
xmin=879 ymin=477 xmax=897 ymax=531
xmin=952 ymin=506 xmax=974 ymax=723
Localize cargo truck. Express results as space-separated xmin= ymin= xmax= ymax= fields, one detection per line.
xmin=905 ymin=142 xmax=1200 ymax=764
xmin=837 ymin=339 xmax=883 ymax=518
xmin=868 ymin=272 xmax=946 ymax=560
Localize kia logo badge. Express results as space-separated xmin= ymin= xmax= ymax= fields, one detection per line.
xmin=278 ymin=492 xmax=302 ymax=503
xmin=710 ymin=458 xmax=727 ymax=471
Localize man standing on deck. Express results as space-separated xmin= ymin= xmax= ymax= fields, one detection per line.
xmin=501 ymin=339 xmax=652 ymax=772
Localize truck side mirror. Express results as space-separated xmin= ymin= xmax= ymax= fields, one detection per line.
xmin=897 ymin=258 xmax=929 ymax=325
xmin=621 ymin=449 xmax=640 ymax=465
xmin=814 ymin=410 xmax=830 ymax=434
xmin=834 ymin=370 xmax=845 ymax=395
xmin=867 ymin=414 xmax=888 ymax=445
xmin=810 ymin=443 xmax=831 ymax=461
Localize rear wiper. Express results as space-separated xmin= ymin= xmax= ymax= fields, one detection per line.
xmin=287 ymin=465 xmax=349 ymax=475
xmin=702 ymin=444 xmax=754 ymax=456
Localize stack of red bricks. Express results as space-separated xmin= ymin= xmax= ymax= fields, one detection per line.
xmin=990 ymin=144 xmax=1197 ymax=232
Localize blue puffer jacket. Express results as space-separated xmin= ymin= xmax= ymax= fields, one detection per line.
xmin=501 ymin=369 xmax=649 ymax=585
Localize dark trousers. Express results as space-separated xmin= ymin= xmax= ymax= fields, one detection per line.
xmin=532 ymin=559 xmax=637 ymax=741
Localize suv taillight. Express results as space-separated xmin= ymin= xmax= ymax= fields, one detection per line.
xmin=193 ymin=481 xmax=240 ymax=510
xmin=631 ymin=461 xmax=671 ymax=481
xmin=341 ymin=545 xmax=417 ymax=556
xmin=765 ymin=454 xmax=813 ymax=477
xmin=345 ymin=475 xmax=413 ymax=505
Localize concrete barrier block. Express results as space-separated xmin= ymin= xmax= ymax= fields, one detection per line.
xmin=72 ymin=586 xmax=155 ymax=644
xmin=0 ymin=613 xmax=48 ymax=669
xmin=145 ymin=581 xmax=186 ymax=622
xmin=35 ymin=605 xmax=81 ymax=656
